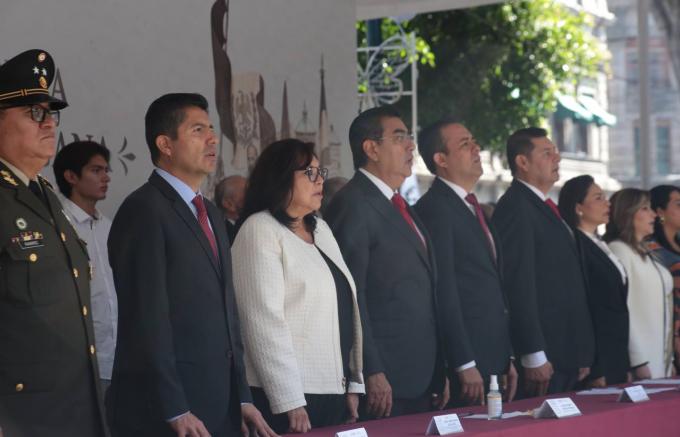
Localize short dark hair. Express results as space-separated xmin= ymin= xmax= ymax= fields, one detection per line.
xmin=53 ymin=140 xmax=110 ymax=198
xmin=506 ymin=127 xmax=548 ymax=175
xmin=650 ymin=184 xmax=680 ymax=253
xmin=239 ymin=138 xmax=317 ymax=232
xmin=604 ymin=188 xmax=651 ymax=258
xmin=349 ymin=105 xmax=402 ymax=170
xmin=418 ymin=116 xmax=459 ymax=175
xmin=558 ymin=175 xmax=595 ymax=230
xmin=144 ymin=93 xmax=208 ymax=165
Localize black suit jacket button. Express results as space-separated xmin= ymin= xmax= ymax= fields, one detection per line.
xmin=227 ymin=350 xmax=233 ymax=359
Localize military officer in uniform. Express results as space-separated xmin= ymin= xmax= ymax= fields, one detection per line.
xmin=0 ymin=50 xmax=108 ymax=436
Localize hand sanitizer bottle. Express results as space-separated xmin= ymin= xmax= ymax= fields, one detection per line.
xmin=487 ymin=375 xmax=502 ymax=420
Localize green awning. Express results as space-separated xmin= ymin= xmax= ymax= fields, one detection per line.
xmin=578 ymin=95 xmax=617 ymax=126
xmin=556 ymin=94 xmax=593 ymax=123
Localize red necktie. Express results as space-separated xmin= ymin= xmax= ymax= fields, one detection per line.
xmin=545 ymin=198 xmax=562 ymax=220
xmin=464 ymin=193 xmax=497 ymax=260
xmin=391 ymin=193 xmax=425 ymax=246
xmin=192 ymin=195 xmax=219 ymax=260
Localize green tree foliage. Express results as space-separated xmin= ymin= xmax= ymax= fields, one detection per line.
xmin=360 ymin=0 xmax=606 ymax=151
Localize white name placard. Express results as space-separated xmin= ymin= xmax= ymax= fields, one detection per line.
xmin=335 ymin=427 xmax=368 ymax=437
xmin=425 ymin=413 xmax=464 ymax=435
xmin=618 ymin=385 xmax=650 ymax=403
xmin=533 ymin=397 xmax=582 ymax=419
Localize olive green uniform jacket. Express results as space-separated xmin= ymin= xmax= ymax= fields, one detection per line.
xmin=0 ymin=161 xmax=108 ymax=437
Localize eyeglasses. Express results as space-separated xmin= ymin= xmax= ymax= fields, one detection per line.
xmin=375 ymin=133 xmax=415 ymax=145
xmin=302 ymin=166 xmax=328 ymax=182
xmin=27 ymin=105 xmax=60 ymax=126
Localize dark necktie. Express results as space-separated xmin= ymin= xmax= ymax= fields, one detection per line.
xmin=28 ymin=180 xmax=46 ymax=205
xmin=192 ymin=195 xmax=219 ymax=260
xmin=391 ymin=193 xmax=425 ymax=247
xmin=545 ymin=198 xmax=562 ymax=219
xmin=464 ymin=193 xmax=497 ymax=260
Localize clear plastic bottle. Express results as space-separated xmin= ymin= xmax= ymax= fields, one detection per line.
xmin=487 ymin=375 xmax=503 ymax=420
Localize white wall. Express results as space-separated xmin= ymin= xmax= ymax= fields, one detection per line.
xmin=1 ymin=0 xmax=358 ymax=217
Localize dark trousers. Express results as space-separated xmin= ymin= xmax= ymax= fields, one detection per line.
xmin=251 ymin=387 xmax=346 ymax=434
xmin=359 ymin=392 xmax=431 ymax=420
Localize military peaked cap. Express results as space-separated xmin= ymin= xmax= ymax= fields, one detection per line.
xmin=0 ymin=49 xmax=67 ymax=110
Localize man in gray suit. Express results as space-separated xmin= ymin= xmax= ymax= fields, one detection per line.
xmin=414 ymin=119 xmax=517 ymax=406
xmin=324 ymin=106 xmax=448 ymax=419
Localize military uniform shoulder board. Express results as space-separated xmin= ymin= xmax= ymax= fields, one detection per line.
xmin=37 ymin=175 xmax=54 ymax=190
xmin=0 ymin=169 xmax=19 ymax=186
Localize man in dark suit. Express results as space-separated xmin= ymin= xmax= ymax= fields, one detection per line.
xmin=414 ymin=119 xmax=517 ymax=406
xmin=214 ymin=175 xmax=246 ymax=245
xmin=492 ymin=127 xmax=595 ymax=397
xmin=0 ymin=49 xmax=108 ymax=437
xmin=324 ymin=106 xmax=448 ymax=419
xmin=107 ymin=93 xmax=276 ymax=437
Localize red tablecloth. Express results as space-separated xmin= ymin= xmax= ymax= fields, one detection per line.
xmin=297 ymin=384 xmax=680 ymax=436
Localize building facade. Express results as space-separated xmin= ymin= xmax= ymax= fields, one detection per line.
xmin=607 ymin=0 xmax=680 ymax=186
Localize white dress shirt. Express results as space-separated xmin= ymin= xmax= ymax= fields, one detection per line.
xmin=61 ymin=197 xmax=118 ymax=380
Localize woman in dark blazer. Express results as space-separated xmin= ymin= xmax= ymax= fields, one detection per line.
xmin=559 ymin=175 xmax=630 ymax=386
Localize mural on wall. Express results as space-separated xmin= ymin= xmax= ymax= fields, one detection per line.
xmin=205 ymin=0 xmax=344 ymax=197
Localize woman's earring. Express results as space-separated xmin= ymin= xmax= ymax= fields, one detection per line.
xmin=660 ymin=216 xmax=666 ymax=224
xmin=577 ymin=210 xmax=583 ymax=217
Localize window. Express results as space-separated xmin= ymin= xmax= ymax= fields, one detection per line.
xmin=657 ymin=122 xmax=671 ymax=175
xmin=554 ymin=117 xmax=588 ymax=156
xmin=625 ymin=39 xmax=671 ymax=88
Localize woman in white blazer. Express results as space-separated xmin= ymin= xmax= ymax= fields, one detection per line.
xmin=232 ymin=139 xmax=364 ymax=434
xmin=604 ymin=188 xmax=674 ymax=379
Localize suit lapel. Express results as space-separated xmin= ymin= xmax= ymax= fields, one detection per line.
xmin=582 ymin=232 xmax=627 ymax=298
xmin=432 ymin=179 xmax=498 ymax=269
xmin=149 ymin=173 xmax=222 ymax=278
xmin=513 ymin=180 xmax=577 ymax=255
xmin=355 ymin=172 xmax=432 ymax=272
xmin=0 ymin=163 xmax=54 ymax=225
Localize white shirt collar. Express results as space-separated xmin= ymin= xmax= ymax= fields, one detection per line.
xmin=61 ymin=197 xmax=100 ymax=223
xmin=517 ymin=178 xmax=547 ymax=201
xmin=0 ymin=157 xmax=32 ymax=187
xmin=359 ymin=168 xmax=396 ymax=200
xmin=437 ymin=176 xmax=471 ymax=203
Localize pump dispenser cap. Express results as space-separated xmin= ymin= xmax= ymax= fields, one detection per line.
xmin=490 ymin=375 xmax=499 ymax=391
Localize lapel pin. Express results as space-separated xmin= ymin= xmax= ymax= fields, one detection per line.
xmin=15 ymin=218 xmax=27 ymax=230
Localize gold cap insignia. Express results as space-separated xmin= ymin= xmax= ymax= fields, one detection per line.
xmin=39 ymin=77 xmax=47 ymax=89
